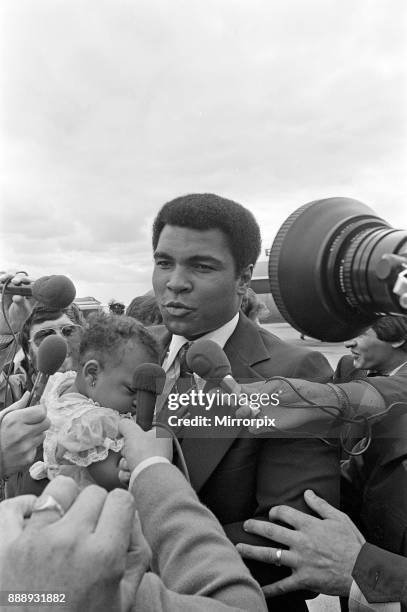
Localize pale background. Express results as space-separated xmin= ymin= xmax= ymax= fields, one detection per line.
xmin=1 ymin=0 xmax=406 ymax=307
xmin=0 ymin=5 xmax=405 ymax=609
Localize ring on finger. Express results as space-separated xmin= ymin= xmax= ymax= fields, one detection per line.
xmin=32 ymin=495 xmax=65 ymax=519
xmin=274 ymin=548 xmax=283 ymax=567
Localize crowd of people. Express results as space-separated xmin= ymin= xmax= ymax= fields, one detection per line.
xmin=0 ymin=193 xmax=406 ymax=611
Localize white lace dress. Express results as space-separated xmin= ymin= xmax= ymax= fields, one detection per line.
xmin=29 ymin=371 xmax=127 ymax=489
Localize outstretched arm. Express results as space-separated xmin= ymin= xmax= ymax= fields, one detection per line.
xmin=119 ymin=419 xmax=267 ymax=612
xmin=234 ymin=377 xmax=386 ymax=434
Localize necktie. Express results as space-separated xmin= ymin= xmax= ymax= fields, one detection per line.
xmin=177 ymin=342 xmax=193 ymax=377
xmin=155 ymin=342 xmax=194 ymax=420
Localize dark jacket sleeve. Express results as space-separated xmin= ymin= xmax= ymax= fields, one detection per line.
xmin=352 ymin=543 xmax=407 ymax=606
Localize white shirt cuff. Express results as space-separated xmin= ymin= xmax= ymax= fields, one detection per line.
xmin=349 ymin=579 xmax=400 ymax=612
xmin=128 ymin=456 xmax=171 ymax=491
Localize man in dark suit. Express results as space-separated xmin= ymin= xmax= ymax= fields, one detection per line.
xmin=237 ymin=314 xmax=407 ymax=608
xmin=150 ymin=193 xmax=340 ymax=611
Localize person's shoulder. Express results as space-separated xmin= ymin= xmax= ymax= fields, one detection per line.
xmin=251 ymin=324 xmax=333 ymax=381
xmin=147 ymin=324 xmax=172 ymax=361
xmin=148 ymin=324 xmax=170 ymax=344
xmin=257 ymin=325 xmax=322 ymax=358
xmin=257 ymin=324 xmax=284 ymax=346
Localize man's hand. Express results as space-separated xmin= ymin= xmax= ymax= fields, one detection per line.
xmin=0 ymin=392 xmax=50 ymax=478
xmin=0 ymin=271 xmax=34 ymax=335
xmin=236 ymin=489 xmax=365 ymax=598
xmin=0 ymin=475 xmax=151 ymax=612
xmin=119 ymin=419 xmax=173 ymax=473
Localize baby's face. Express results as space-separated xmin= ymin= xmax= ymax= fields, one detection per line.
xmin=93 ymin=342 xmax=153 ymax=414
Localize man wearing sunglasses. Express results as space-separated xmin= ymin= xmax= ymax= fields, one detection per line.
xmin=0 ymin=304 xmax=84 ymax=496
xmin=20 ymin=306 xmax=83 ymax=377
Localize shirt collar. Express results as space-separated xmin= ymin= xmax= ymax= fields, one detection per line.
xmin=386 ymin=360 xmax=407 ymax=376
xmin=368 ymin=359 xmax=407 ymax=377
xmin=162 ymin=312 xmax=240 ymax=372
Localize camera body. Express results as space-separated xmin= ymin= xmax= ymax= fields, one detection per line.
xmin=268 ymin=197 xmax=407 ymax=341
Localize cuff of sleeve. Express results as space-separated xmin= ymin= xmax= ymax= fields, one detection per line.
xmin=349 ymin=579 xmax=400 ymax=611
xmin=352 ymin=542 xmax=406 ymax=605
xmin=129 ymin=456 xmax=171 ymax=491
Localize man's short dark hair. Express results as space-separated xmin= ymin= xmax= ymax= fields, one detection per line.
xmin=152 ymin=193 xmax=262 ymax=275
xmin=126 ymin=293 xmax=163 ymax=326
xmin=79 ymin=312 xmax=159 ymax=368
xmin=372 ymin=315 xmax=407 ymax=351
xmin=20 ymin=304 xmax=85 ymax=358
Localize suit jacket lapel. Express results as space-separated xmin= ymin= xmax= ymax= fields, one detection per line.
xmin=180 ymin=314 xmax=272 ymax=491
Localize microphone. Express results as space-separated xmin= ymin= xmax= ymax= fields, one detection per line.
xmin=28 ymin=335 xmax=68 ymax=406
xmin=1 ymin=275 xmax=76 ymax=309
xmin=186 ymin=339 xmax=241 ymax=394
xmin=132 ymin=363 xmax=166 ymax=431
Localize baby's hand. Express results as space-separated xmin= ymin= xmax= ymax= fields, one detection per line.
xmin=118 ymin=457 xmax=131 ymax=485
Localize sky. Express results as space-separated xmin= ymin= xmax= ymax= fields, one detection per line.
xmin=1 ymin=0 xmax=406 ymax=306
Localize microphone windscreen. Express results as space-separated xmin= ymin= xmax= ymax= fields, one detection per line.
xmin=37 ymin=335 xmax=68 ymax=375
xmin=186 ymin=339 xmax=232 ymax=381
xmin=32 ymin=275 xmax=76 ymax=309
xmin=132 ymin=363 xmax=166 ymax=395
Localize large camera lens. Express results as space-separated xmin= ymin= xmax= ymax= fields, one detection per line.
xmin=268 ymin=197 xmax=407 ymax=341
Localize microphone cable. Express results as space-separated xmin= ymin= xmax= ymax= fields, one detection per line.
xmin=151 ymin=420 xmax=190 ymax=483
xmin=261 ymin=376 xmax=407 ymax=457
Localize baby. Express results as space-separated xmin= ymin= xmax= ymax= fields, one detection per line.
xmin=30 ymin=312 xmax=159 ymax=489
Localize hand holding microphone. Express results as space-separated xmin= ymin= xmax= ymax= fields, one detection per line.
xmin=185 ymin=339 xmax=241 ymax=395
xmin=0 ymin=272 xmax=76 ymax=308
xmin=185 ymin=339 xmax=261 ymax=415
xmin=0 ymin=272 xmax=77 ymax=347
xmin=186 ymin=340 xmax=344 ymax=435
xmin=0 ymin=392 xmax=51 ymax=478
xmin=118 ymin=363 xmax=169 ymax=485
xmin=0 ymin=335 xmax=68 ymax=477
xmin=28 ymin=334 xmax=68 ymax=406
xmin=185 ymin=339 xmax=301 ymax=433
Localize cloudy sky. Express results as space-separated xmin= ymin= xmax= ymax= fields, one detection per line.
xmin=1 ymin=0 xmax=406 ymax=305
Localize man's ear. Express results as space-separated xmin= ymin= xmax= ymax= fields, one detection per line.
xmin=237 ymin=265 xmax=253 ymax=295
xmin=82 ymin=359 xmax=100 ymax=388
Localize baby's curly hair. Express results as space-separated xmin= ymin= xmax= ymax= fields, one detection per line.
xmin=79 ymin=312 xmax=159 ymax=368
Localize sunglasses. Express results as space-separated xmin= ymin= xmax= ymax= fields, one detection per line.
xmin=30 ymin=324 xmax=82 ymax=348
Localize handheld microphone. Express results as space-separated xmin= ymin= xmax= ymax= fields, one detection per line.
xmin=186 ymin=339 xmax=241 ymax=394
xmin=132 ymin=363 xmax=166 ymax=431
xmin=1 ymin=275 xmax=76 ymax=309
xmin=27 ymin=335 xmax=68 ymax=406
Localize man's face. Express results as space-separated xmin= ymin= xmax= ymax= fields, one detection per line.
xmin=152 ymin=225 xmax=249 ymax=339
xmin=92 ymin=342 xmax=152 ymax=414
xmin=345 ymin=327 xmax=396 ymax=371
xmin=29 ymin=314 xmax=82 ymax=373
